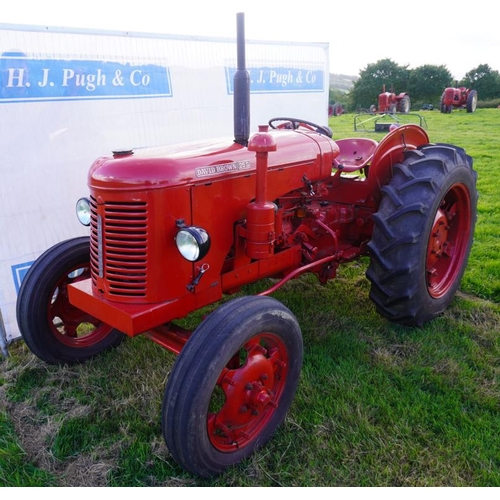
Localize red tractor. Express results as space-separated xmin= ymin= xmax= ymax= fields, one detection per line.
xmin=16 ymin=13 xmax=478 ymax=478
xmin=370 ymin=85 xmax=411 ymax=114
xmin=440 ymin=85 xmax=478 ymax=113
xmin=329 ymin=102 xmax=344 ymax=116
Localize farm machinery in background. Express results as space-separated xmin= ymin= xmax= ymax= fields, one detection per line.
xmin=355 ymin=85 xmax=427 ymax=132
xmin=16 ymin=13 xmax=478 ymax=478
xmin=441 ymin=84 xmax=478 ymax=113
xmin=329 ymin=102 xmax=345 ymax=116
xmin=370 ymin=85 xmax=411 ymax=114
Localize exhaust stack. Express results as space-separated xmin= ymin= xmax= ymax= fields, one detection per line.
xmin=233 ymin=12 xmax=250 ymax=146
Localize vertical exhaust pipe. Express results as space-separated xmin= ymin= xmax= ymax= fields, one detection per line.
xmin=234 ymin=12 xmax=250 ymax=146
xmin=235 ymin=12 xmax=276 ymax=259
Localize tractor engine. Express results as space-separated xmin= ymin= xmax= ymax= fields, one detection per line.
xmin=68 ymin=123 xmax=376 ymax=336
xmin=273 ymin=192 xmax=372 ymax=270
xmin=378 ymin=89 xmax=395 ymax=113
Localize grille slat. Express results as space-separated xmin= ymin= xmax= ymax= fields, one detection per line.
xmin=90 ymin=196 xmax=149 ymax=298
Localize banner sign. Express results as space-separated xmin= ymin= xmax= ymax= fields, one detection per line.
xmin=225 ymin=66 xmax=324 ymax=93
xmin=1 ymin=54 xmax=172 ymax=102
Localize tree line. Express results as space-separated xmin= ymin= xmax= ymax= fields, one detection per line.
xmin=331 ymin=59 xmax=500 ymax=112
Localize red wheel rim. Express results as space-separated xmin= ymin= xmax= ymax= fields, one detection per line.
xmin=426 ymin=182 xmax=472 ymax=298
xmin=207 ymin=333 xmax=289 ymax=451
xmin=48 ymin=264 xmax=114 ymax=347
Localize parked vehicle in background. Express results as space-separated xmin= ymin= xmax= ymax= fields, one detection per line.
xmin=441 ymin=85 xmax=478 ymax=113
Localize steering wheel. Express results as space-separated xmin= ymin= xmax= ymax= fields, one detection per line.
xmin=268 ymin=117 xmax=333 ymax=138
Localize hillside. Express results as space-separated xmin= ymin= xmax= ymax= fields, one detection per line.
xmin=330 ymin=73 xmax=357 ymax=92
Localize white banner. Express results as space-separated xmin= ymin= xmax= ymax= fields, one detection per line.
xmin=0 ymin=23 xmax=329 ymax=345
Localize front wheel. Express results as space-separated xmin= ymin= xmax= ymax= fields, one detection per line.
xmin=366 ymin=144 xmax=477 ymax=326
xmin=440 ymin=93 xmax=452 ymax=113
xmin=162 ymin=296 xmax=303 ymax=478
xmin=16 ymin=237 xmax=125 ymax=364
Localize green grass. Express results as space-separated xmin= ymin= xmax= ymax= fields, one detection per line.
xmin=0 ymin=410 xmax=57 ymax=486
xmin=1 ymin=109 xmax=499 ymax=486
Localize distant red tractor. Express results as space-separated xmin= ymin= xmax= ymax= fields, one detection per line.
xmin=440 ymin=85 xmax=478 ymax=113
xmin=16 ymin=14 xmax=478 ymax=478
xmin=329 ymin=102 xmax=344 ymax=116
xmin=370 ymin=85 xmax=411 ymax=114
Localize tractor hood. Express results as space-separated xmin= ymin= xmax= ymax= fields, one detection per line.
xmin=88 ymin=129 xmax=338 ymax=191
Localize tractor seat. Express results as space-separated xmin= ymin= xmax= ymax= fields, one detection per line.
xmin=333 ymin=138 xmax=378 ymax=172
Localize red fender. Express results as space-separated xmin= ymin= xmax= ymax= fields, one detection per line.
xmin=367 ymin=124 xmax=429 ymax=190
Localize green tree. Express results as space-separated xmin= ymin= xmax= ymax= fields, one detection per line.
xmin=408 ymin=65 xmax=453 ymax=108
xmin=460 ymin=64 xmax=500 ymax=100
xmin=349 ymin=59 xmax=410 ymax=110
xmin=329 ymin=87 xmax=347 ymax=106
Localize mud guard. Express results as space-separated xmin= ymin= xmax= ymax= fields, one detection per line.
xmin=367 ymin=124 xmax=430 ymax=190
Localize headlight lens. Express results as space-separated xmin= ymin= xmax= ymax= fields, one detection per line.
xmin=76 ymin=197 xmax=91 ymax=226
xmin=175 ymin=227 xmax=211 ymax=262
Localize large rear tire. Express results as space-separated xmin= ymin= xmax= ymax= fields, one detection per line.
xmin=16 ymin=237 xmax=125 ymax=365
xmin=466 ymin=90 xmax=478 ymax=113
xmin=366 ymin=144 xmax=477 ymax=326
xmin=162 ymin=295 xmax=303 ymax=478
xmin=398 ymin=95 xmax=411 ymax=114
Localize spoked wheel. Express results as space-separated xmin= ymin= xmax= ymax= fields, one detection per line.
xmin=366 ymin=144 xmax=478 ymax=326
xmin=268 ymin=117 xmax=333 ymax=138
xmin=162 ymin=295 xmax=303 ymax=478
xmin=16 ymin=237 xmax=125 ymax=364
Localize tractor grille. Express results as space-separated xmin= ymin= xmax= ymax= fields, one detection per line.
xmin=90 ymin=196 xmax=148 ymax=297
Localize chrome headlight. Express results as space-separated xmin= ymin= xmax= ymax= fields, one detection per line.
xmin=76 ymin=197 xmax=91 ymax=226
xmin=175 ymin=226 xmax=211 ymax=262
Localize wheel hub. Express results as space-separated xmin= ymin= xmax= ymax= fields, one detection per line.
xmin=426 ymin=184 xmax=472 ymax=298
xmin=427 ymin=208 xmax=449 ymax=267
xmin=208 ymin=334 xmax=288 ymax=451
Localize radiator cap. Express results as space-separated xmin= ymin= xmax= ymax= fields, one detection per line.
xmin=112 ymin=149 xmax=134 ymax=157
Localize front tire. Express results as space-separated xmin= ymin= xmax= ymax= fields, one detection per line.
xmin=366 ymin=144 xmax=477 ymax=326
xmin=162 ymin=296 xmax=303 ymax=478
xmin=16 ymin=237 xmax=125 ymax=364
xmin=440 ymin=93 xmax=452 ymax=113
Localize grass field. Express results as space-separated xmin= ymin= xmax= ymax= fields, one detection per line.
xmin=1 ymin=109 xmax=499 ymax=487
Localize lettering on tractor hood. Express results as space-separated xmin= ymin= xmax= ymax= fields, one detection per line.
xmin=194 ymin=160 xmax=251 ymax=178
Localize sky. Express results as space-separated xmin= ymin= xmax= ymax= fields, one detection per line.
xmin=2 ymin=0 xmax=499 ymax=80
